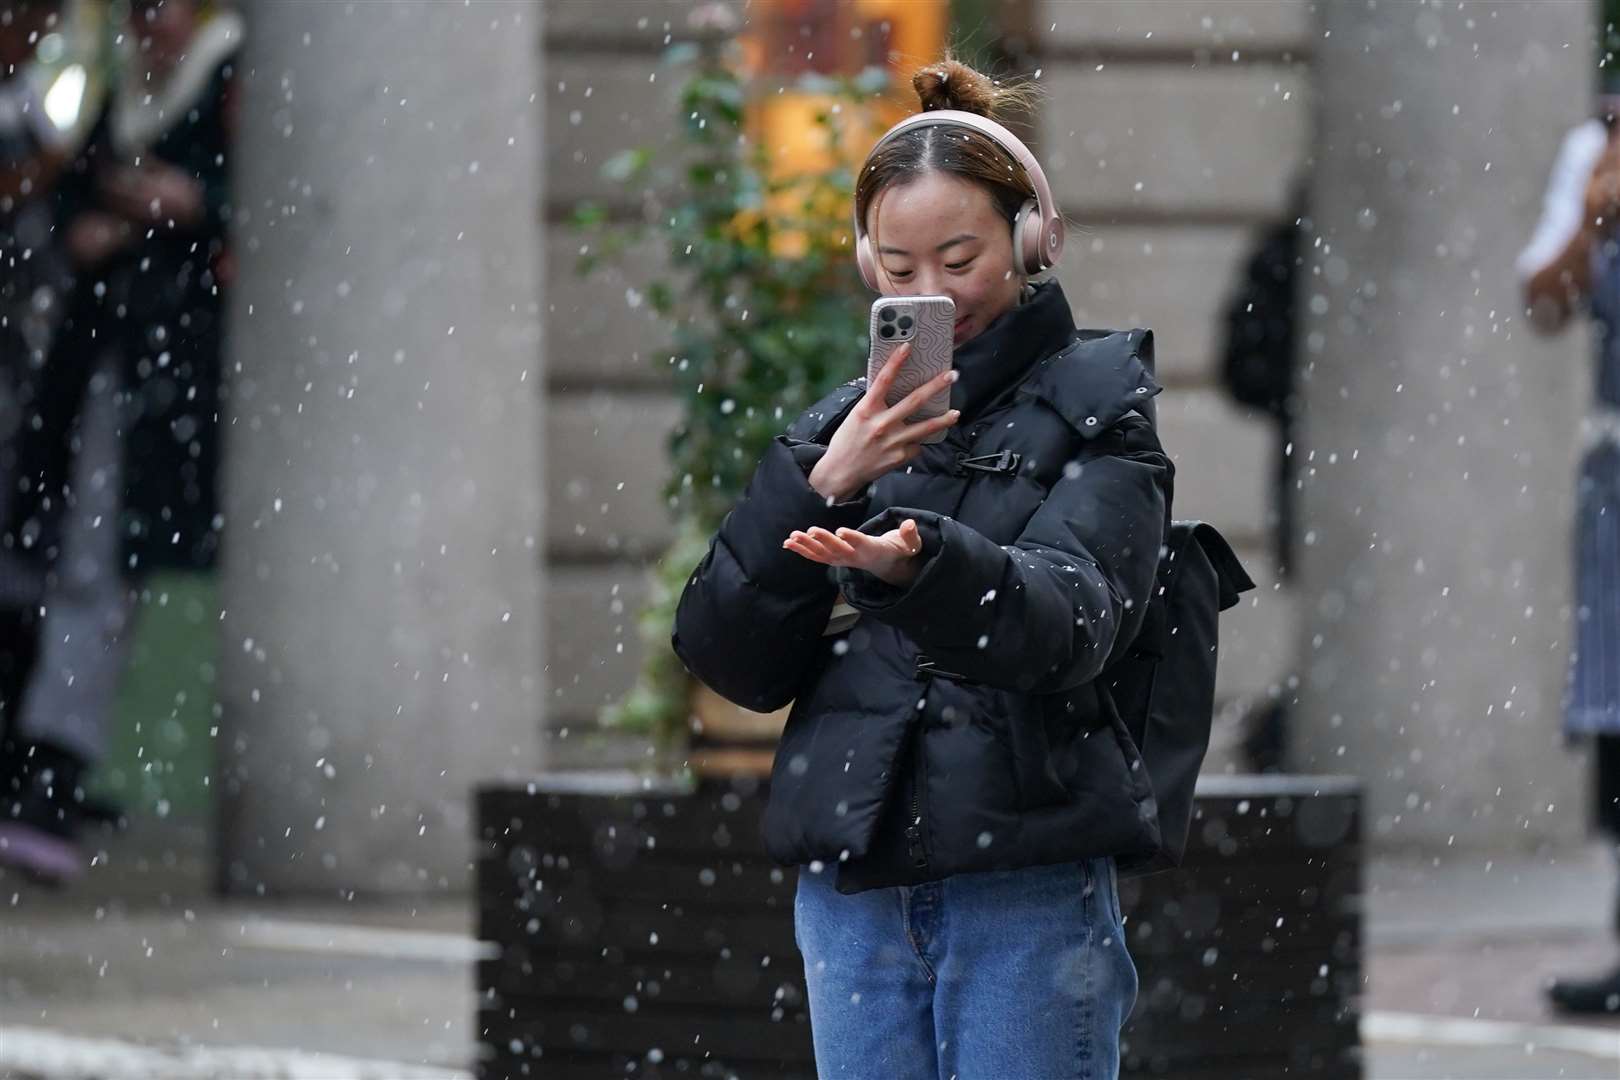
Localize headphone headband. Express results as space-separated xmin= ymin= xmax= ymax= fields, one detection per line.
xmin=852 ymin=108 xmax=1065 ymax=291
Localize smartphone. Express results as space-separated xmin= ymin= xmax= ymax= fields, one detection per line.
xmin=866 ymin=295 xmax=955 ymax=444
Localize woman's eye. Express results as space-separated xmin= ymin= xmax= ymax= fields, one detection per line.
xmin=946 ymin=261 xmax=972 ymax=271
xmin=888 ymin=270 xmax=913 ymax=279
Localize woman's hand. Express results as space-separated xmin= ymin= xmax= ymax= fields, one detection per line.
xmin=807 ymin=342 xmax=960 ymax=503
xmin=98 ymin=162 xmax=205 ymax=227
xmin=65 ymin=211 xmax=134 ymax=269
xmin=782 ymin=518 xmax=925 ymax=588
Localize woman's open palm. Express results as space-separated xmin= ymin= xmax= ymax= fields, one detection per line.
xmin=783 ymin=518 xmax=924 ymax=588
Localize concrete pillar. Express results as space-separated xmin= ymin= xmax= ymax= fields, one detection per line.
xmin=1294 ymin=1 xmax=1594 ymax=850
xmin=218 ymin=2 xmax=545 ymax=894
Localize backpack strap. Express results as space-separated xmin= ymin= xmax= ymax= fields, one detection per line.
xmin=785 ymin=378 xmax=867 ymax=445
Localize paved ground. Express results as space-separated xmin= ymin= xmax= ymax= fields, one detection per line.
xmin=1361 ymin=844 xmax=1620 ymax=1078
xmin=2 ymin=820 xmax=1618 ymax=1079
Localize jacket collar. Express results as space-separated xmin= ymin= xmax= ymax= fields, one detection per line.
xmin=950 ymin=278 xmax=1079 ymax=421
xmin=1017 ymin=326 xmax=1162 ymax=439
xmin=947 ymin=277 xmax=1163 ymax=438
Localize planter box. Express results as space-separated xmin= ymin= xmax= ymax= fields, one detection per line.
xmin=475 ymin=772 xmax=1360 ymax=1080
xmin=687 ymin=684 xmax=789 ymax=779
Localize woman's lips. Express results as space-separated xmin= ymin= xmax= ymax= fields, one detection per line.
xmin=953 ymin=316 xmax=970 ymax=341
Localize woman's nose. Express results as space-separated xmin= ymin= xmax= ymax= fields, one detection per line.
xmin=914 ymin=269 xmax=948 ymax=298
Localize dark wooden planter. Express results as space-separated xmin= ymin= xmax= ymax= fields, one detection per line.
xmin=475 ymin=772 xmax=1360 ymax=1080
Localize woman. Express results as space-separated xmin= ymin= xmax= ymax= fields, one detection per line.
xmin=673 ymin=59 xmax=1171 ymax=1077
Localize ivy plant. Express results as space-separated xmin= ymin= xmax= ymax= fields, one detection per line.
xmin=570 ymin=31 xmax=888 ymax=760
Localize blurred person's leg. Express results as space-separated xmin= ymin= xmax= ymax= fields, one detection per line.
xmin=0 ymin=355 xmax=132 ymax=883
xmin=0 ymin=323 xmax=85 ymax=830
xmin=1600 ymin=735 xmax=1620 ymax=937
xmin=0 ymin=356 xmax=46 ymax=738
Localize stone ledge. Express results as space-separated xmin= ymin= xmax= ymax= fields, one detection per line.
xmin=1037 ymin=0 xmax=1313 ymax=53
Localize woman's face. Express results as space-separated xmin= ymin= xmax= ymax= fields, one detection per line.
xmin=866 ymin=170 xmax=1025 ymax=346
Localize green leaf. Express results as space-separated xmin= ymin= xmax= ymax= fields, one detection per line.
xmin=601 ymin=146 xmax=653 ymax=184
xmin=569 ymin=202 xmax=608 ymax=229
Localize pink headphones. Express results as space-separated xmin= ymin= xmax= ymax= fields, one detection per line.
xmin=853 ymin=109 xmax=1066 ymax=293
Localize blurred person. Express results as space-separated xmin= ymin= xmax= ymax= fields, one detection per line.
xmin=1218 ymin=181 xmax=1307 ymax=774
xmin=1 ymin=0 xmax=73 ymax=565
xmin=673 ymin=58 xmax=1168 ymax=1078
xmin=0 ymin=0 xmax=77 ymax=870
xmin=1518 ymin=69 xmax=1620 ymax=1014
xmin=0 ymin=0 xmax=239 ymax=884
xmin=1 ymin=0 xmax=71 ymax=560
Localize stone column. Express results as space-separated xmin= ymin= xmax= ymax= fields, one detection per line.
xmin=218 ymin=2 xmax=545 ymax=894
xmin=1294 ymin=1 xmax=1593 ymax=850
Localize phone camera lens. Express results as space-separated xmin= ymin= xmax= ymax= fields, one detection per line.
xmin=898 ymin=316 xmax=914 ymax=330
xmin=880 ymin=307 xmax=896 ymax=322
xmin=879 ymin=324 xmax=896 ymax=338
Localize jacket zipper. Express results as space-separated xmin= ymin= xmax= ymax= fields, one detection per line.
xmin=906 ymin=796 xmax=927 ymax=869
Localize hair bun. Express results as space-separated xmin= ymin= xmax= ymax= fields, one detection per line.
xmin=912 ymin=58 xmax=1001 ymax=119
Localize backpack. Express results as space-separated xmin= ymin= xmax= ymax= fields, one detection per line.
xmin=1109 ymin=520 xmax=1255 ymax=877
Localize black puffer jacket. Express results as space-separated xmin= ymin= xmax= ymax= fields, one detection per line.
xmin=673 ymin=280 xmax=1173 ymax=894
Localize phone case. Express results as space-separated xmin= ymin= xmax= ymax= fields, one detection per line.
xmin=866 ymin=295 xmax=955 ymax=444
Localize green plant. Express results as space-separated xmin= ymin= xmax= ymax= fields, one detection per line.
xmin=570 ymin=31 xmax=888 ymax=757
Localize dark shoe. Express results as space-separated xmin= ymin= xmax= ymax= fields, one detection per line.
xmin=1546 ymin=963 xmax=1620 ymax=1015
xmin=0 ymin=741 xmax=89 ymax=885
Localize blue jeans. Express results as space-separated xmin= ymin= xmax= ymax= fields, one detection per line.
xmin=794 ymin=857 xmax=1137 ymax=1080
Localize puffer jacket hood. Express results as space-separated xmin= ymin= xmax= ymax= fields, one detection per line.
xmin=673 ymin=279 xmax=1173 ymax=893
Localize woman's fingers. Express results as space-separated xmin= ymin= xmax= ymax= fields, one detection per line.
xmin=888 ymin=366 xmax=958 ymax=425
xmin=905 ymin=406 xmax=961 ymax=442
xmin=784 ymin=530 xmax=836 ymax=562
xmin=785 ymin=528 xmax=863 ymax=564
xmin=783 ymin=526 xmax=875 ymax=567
xmin=898 ymin=518 xmax=922 ymax=556
xmin=805 ymin=526 xmax=859 ymax=559
xmin=831 ymin=526 xmax=877 ymax=553
xmin=864 ymin=341 xmax=911 ymax=409
xmin=784 ymin=523 xmax=921 ymax=569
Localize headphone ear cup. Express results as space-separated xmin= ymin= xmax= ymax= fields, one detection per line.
xmin=855 ymin=232 xmax=879 ymax=292
xmin=1014 ymin=198 xmax=1046 ymax=274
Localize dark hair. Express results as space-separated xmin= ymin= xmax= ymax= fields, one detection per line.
xmin=854 ymin=57 xmax=1045 ymax=251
